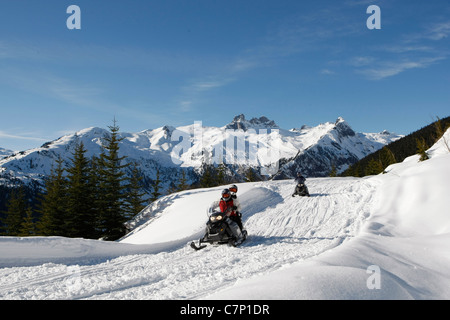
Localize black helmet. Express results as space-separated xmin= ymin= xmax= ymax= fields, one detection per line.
xmin=222 ymin=188 xmax=231 ymax=201
xmin=229 ymin=184 xmax=238 ymax=194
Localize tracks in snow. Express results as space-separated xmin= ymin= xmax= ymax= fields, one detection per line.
xmin=0 ymin=177 xmax=377 ymax=300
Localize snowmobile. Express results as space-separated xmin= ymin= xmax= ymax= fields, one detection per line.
xmin=190 ymin=210 xmax=247 ymax=251
xmin=292 ymin=183 xmax=310 ymax=197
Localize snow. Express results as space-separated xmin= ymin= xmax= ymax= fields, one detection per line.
xmin=0 ymin=130 xmax=449 ymax=300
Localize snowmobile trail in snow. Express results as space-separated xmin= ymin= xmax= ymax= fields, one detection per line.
xmin=0 ymin=177 xmax=377 ymax=300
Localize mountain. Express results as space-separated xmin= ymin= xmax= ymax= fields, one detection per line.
xmin=0 ymin=148 xmax=14 ymax=159
xmin=225 ymin=114 xmax=279 ymax=131
xmin=0 ymin=115 xmax=402 ymax=194
xmin=0 ymin=128 xmax=449 ymax=300
xmin=272 ymin=117 xmax=402 ymax=178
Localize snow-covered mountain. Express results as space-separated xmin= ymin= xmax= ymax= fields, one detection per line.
xmin=0 ymin=115 xmax=401 ymax=193
xmin=0 ymin=147 xmax=14 ymax=159
xmin=225 ymin=114 xmax=279 ymax=130
xmin=0 ymin=129 xmax=449 ymax=300
xmin=273 ymin=117 xmax=402 ymax=178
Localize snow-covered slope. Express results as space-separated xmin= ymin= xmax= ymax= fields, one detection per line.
xmin=0 ymin=115 xmax=401 ymax=193
xmin=208 ymin=129 xmax=450 ymax=299
xmin=0 ymin=129 xmax=448 ymax=300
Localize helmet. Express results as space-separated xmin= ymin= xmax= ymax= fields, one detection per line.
xmin=229 ymin=184 xmax=238 ymax=194
xmin=221 ymin=189 xmax=231 ymax=201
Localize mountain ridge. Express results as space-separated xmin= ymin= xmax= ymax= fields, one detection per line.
xmin=0 ymin=115 xmax=402 ymax=194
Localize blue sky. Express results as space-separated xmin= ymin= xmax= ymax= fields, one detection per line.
xmin=0 ymin=0 xmax=449 ymax=151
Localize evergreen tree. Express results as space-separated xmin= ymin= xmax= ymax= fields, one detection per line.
xmin=88 ymin=155 xmax=103 ymax=236
xmin=97 ymin=119 xmax=130 ymax=241
xmin=19 ymin=207 xmax=36 ymax=237
xmin=216 ymin=163 xmax=227 ymax=186
xmin=65 ymin=141 xmax=98 ymax=239
xmin=1 ymin=187 xmax=28 ymax=236
xmin=351 ymin=162 xmax=363 ymax=177
xmin=150 ymin=169 xmax=162 ymax=202
xmin=434 ymin=116 xmax=450 ymax=152
xmin=365 ymin=159 xmax=383 ymax=176
xmin=199 ymin=165 xmax=216 ymax=188
xmin=329 ymin=164 xmax=337 ymax=177
xmin=37 ymin=157 xmax=68 ymax=236
xmin=379 ymin=146 xmax=396 ymax=170
xmin=125 ymin=164 xmax=147 ymax=219
xmin=245 ymin=167 xmax=257 ymax=182
xmin=416 ymin=137 xmax=429 ymax=161
xmin=176 ymin=170 xmax=189 ymax=192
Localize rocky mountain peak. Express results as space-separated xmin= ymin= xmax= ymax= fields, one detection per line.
xmin=334 ymin=117 xmax=355 ymax=137
xmin=225 ymin=114 xmax=279 ymax=131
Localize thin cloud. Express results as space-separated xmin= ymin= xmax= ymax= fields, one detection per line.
xmin=0 ymin=131 xmax=47 ymax=142
xmin=358 ymin=57 xmax=446 ymax=80
xmin=349 ymin=19 xmax=450 ymax=80
xmin=176 ymin=6 xmax=356 ymax=110
xmin=0 ymin=39 xmax=212 ymax=75
xmin=402 ymin=21 xmax=450 ymax=43
xmin=349 ymin=56 xmax=376 ymax=67
xmin=427 ymin=21 xmax=450 ymax=41
xmin=384 ymin=45 xmax=433 ymax=54
xmin=320 ymin=69 xmax=335 ymax=75
xmin=0 ymin=67 xmax=169 ymax=128
xmin=190 ymin=79 xmax=233 ymax=92
xmin=4 ymin=70 xmax=104 ymax=108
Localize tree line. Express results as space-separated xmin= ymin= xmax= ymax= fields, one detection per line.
xmin=193 ymin=163 xmax=260 ymax=189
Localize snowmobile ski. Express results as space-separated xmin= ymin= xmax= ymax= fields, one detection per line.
xmin=190 ymin=241 xmax=207 ymax=251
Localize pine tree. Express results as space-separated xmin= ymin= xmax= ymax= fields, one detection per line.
xmin=19 ymin=207 xmax=36 ymax=237
xmin=199 ymin=165 xmax=215 ymax=188
xmin=353 ymin=162 xmax=363 ymax=177
xmin=434 ymin=116 xmax=450 ymax=152
xmin=125 ymin=163 xmax=147 ymax=219
xmin=1 ymin=187 xmax=28 ymax=236
xmin=416 ymin=137 xmax=429 ymax=161
xmin=37 ymin=157 xmax=68 ymax=236
xmin=88 ymin=155 xmax=103 ymax=237
xmin=176 ymin=170 xmax=189 ymax=192
xmin=216 ymin=163 xmax=227 ymax=186
xmin=379 ymin=146 xmax=396 ymax=170
xmin=65 ymin=141 xmax=98 ymax=239
xmin=245 ymin=167 xmax=257 ymax=182
xmin=97 ymin=119 xmax=129 ymax=241
xmin=365 ymin=159 xmax=383 ymax=176
xmin=150 ymin=169 xmax=162 ymax=202
xmin=329 ymin=164 xmax=337 ymax=177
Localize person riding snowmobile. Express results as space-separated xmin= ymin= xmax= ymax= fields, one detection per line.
xmin=292 ymin=172 xmax=310 ymax=197
xmin=219 ymin=188 xmax=245 ymax=245
xmin=191 ymin=188 xmax=247 ymax=250
xmin=229 ymin=184 xmax=244 ymax=232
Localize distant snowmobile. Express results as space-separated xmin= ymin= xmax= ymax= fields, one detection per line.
xmin=292 ymin=183 xmax=310 ymax=197
xmin=292 ymin=172 xmax=310 ymax=197
xmin=190 ymin=209 xmax=248 ymax=251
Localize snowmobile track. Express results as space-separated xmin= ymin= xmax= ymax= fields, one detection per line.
xmin=0 ymin=177 xmax=377 ymax=300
